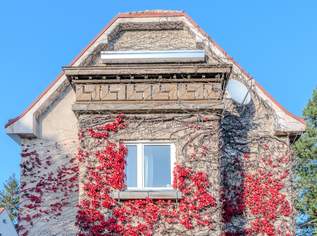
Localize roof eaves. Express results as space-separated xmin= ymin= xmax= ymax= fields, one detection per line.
xmin=5 ymin=10 xmax=305 ymax=130
xmin=5 ymin=14 xmax=121 ymax=129
xmin=5 ymin=11 xmax=185 ymax=129
xmin=182 ymin=13 xmax=305 ymax=126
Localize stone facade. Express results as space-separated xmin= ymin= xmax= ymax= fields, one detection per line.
xmin=7 ymin=11 xmax=302 ymax=236
xmin=77 ymin=113 xmax=222 ymax=235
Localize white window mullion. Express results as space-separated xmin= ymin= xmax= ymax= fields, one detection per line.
xmin=137 ymin=144 xmax=143 ymax=189
xmin=141 ymin=143 xmax=145 ymax=189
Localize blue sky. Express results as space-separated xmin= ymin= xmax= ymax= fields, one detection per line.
xmin=0 ymin=0 xmax=316 ymax=186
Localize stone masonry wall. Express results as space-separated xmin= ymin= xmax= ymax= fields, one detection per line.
xmin=111 ymin=29 xmax=197 ymax=51
xmin=77 ymin=113 xmax=223 ymax=235
xmin=18 ymin=138 xmax=79 ymax=236
xmin=219 ymin=92 xmax=294 ymax=235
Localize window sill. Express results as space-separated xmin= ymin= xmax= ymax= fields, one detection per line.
xmin=110 ymin=190 xmax=182 ymax=200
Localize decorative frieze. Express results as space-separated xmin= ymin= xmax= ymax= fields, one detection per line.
xmin=65 ymin=64 xmax=231 ymax=113
xmin=75 ymin=82 xmax=222 ymax=102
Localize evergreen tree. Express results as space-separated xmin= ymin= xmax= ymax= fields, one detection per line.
xmin=0 ymin=175 xmax=19 ymax=225
xmin=294 ymin=88 xmax=317 ymax=234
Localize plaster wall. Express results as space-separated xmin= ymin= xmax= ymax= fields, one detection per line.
xmin=39 ymin=86 xmax=78 ymax=141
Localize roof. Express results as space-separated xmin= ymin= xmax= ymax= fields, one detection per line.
xmin=5 ymin=10 xmax=305 ymax=137
xmin=0 ymin=208 xmax=4 ymax=214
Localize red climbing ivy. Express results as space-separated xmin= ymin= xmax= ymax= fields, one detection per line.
xmin=221 ymin=148 xmax=293 ymax=236
xmin=76 ymin=114 xmax=217 ymax=235
xmin=18 ymin=147 xmax=79 ymax=236
xmin=18 ymin=113 xmax=294 ymax=236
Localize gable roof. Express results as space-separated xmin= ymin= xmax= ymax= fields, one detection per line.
xmin=5 ymin=10 xmax=305 ymax=139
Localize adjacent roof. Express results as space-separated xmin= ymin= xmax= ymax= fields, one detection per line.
xmin=5 ymin=10 xmax=305 ymax=138
xmin=0 ymin=208 xmax=4 ymax=214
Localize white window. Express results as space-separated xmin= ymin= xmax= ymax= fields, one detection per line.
xmin=125 ymin=142 xmax=175 ymax=190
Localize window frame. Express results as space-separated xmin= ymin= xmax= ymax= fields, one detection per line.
xmin=125 ymin=141 xmax=175 ymax=191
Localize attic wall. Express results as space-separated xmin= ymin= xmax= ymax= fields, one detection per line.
xmin=110 ymin=29 xmax=197 ymax=51
xmin=108 ymin=22 xmax=197 ymax=51
xmin=80 ymin=22 xmax=204 ymax=66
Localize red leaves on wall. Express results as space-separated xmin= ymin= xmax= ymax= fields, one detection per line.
xmin=222 ymin=149 xmax=293 ymax=235
xmin=87 ymin=114 xmax=126 ymax=139
xmin=173 ymin=165 xmax=216 ymax=229
xmin=95 ymin=141 xmax=127 ymax=190
xmin=76 ymin=114 xmax=217 ymax=235
xmin=243 ymin=171 xmax=292 ymax=236
xmin=18 ymin=148 xmax=79 ymax=235
xmin=19 ymin=113 xmax=293 ymax=236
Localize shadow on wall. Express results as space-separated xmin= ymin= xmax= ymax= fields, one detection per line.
xmin=220 ymin=101 xmax=255 ymax=234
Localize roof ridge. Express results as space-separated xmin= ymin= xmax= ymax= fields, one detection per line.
xmin=121 ymin=10 xmax=184 ymax=14
xmin=118 ymin=10 xmax=185 ymax=18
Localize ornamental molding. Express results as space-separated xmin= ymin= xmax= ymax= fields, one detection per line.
xmin=65 ymin=64 xmax=231 ymax=113
xmin=74 ymin=82 xmax=222 ymax=102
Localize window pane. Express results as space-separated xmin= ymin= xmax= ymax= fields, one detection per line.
xmin=126 ymin=145 xmax=137 ymax=188
xmin=144 ymin=145 xmax=171 ymax=188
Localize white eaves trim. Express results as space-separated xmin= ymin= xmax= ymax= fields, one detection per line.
xmin=5 ymin=13 xmax=305 ymax=143
xmin=101 ymin=50 xmax=206 ymax=63
xmin=5 ymin=74 xmax=68 ymax=142
xmin=180 ymin=16 xmax=306 ymax=133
